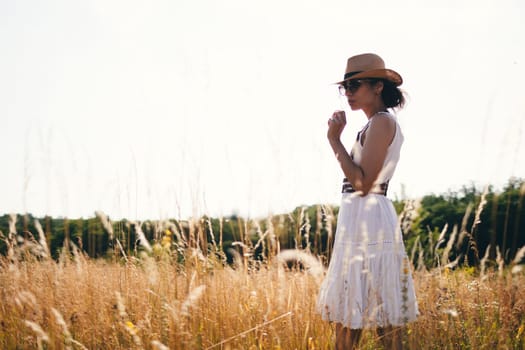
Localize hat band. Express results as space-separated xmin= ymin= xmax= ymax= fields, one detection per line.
xmin=343 ymin=71 xmax=363 ymax=81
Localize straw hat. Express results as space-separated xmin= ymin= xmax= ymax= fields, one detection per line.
xmin=336 ymin=53 xmax=402 ymax=86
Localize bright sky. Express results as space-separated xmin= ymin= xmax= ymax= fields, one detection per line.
xmin=1 ymin=0 xmax=524 ymax=220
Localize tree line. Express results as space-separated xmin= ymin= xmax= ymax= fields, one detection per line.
xmin=1 ymin=177 xmax=523 ymax=269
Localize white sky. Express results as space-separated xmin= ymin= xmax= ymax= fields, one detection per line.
xmin=1 ymin=0 xmax=524 ymax=220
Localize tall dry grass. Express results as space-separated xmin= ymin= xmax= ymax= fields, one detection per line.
xmin=0 ymin=251 xmax=331 ymax=349
xmin=1 ymin=212 xmax=524 ymax=349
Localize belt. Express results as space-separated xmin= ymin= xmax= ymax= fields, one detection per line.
xmin=342 ymin=178 xmax=389 ymax=196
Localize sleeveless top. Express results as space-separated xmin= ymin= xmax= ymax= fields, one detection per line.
xmin=348 ymin=111 xmax=404 ymax=193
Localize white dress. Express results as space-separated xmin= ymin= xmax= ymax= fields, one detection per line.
xmin=316 ymin=112 xmax=418 ymax=329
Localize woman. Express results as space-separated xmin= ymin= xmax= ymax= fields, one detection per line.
xmin=317 ymin=53 xmax=418 ymax=350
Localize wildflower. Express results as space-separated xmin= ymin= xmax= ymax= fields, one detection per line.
xmin=464 ymin=266 xmax=475 ymax=275
xmin=517 ymin=324 xmax=525 ymax=340
xmin=126 ymin=321 xmax=138 ymax=335
xmin=161 ymin=235 xmax=172 ymax=248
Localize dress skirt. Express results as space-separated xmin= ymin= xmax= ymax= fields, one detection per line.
xmin=316 ymin=193 xmax=419 ymax=329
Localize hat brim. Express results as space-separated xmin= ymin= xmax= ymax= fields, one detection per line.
xmin=336 ymin=69 xmax=403 ymax=86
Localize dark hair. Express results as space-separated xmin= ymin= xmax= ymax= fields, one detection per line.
xmin=369 ymin=79 xmax=405 ymax=109
xmin=380 ymin=80 xmax=405 ymax=109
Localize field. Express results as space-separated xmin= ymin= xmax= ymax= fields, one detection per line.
xmin=1 ymin=244 xmax=524 ymax=350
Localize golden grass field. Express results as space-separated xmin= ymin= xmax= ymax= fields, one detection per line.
xmin=1 ymin=197 xmax=525 ymax=350
xmin=1 ymin=245 xmax=524 ymax=350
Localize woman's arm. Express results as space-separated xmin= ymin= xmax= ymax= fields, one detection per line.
xmin=328 ymin=113 xmax=395 ymax=195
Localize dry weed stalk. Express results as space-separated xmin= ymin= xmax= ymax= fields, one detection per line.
xmin=204 ymin=311 xmax=292 ymax=350
xmin=480 ymin=244 xmax=491 ymax=278
xmin=441 ymin=225 xmax=458 ymax=267
xmin=115 ymin=291 xmax=144 ymax=348
xmin=24 ymin=320 xmax=49 ymax=350
xmin=34 ymin=219 xmax=50 ymax=258
xmin=96 ymin=211 xmax=128 ymax=262
xmin=133 ymin=221 xmax=153 ymax=253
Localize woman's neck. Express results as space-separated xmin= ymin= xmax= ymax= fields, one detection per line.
xmin=364 ymin=104 xmax=388 ymax=119
xmin=362 ymin=95 xmax=386 ymax=119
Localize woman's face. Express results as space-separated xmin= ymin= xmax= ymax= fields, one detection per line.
xmin=340 ymin=79 xmax=382 ymax=111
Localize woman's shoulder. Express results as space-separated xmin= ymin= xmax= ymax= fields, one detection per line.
xmin=365 ymin=112 xmax=398 ymax=146
xmin=369 ymin=112 xmax=396 ymax=131
xmin=372 ymin=111 xmax=396 ymax=121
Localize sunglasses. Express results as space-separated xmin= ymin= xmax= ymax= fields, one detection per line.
xmin=338 ymin=79 xmax=375 ymax=95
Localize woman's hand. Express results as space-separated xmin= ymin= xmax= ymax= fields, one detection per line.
xmin=327 ymin=110 xmax=346 ymax=142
